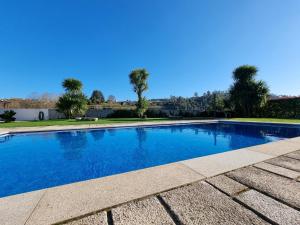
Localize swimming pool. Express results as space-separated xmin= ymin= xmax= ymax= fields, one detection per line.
xmin=1 ymin=122 xmax=300 ymax=198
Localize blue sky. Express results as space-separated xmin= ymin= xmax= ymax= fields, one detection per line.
xmin=0 ymin=0 xmax=299 ymax=100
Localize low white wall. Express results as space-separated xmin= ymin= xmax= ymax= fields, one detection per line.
xmin=0 ymin=109 xmax=49 ymax=121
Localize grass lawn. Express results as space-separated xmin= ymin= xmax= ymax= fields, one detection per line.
xmin=0 ymin=118 xmax=174 ymax=128
xmin=3 ymin=117 xmax=298 ymax=128
xmin=229 ymin=118 xmax=300 ymax=124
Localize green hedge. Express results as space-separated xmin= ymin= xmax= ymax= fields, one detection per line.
xmin=107 ymin=109 xmax=137 ymax=118
xmin=262 ymin=98 xmax=300 ymax=118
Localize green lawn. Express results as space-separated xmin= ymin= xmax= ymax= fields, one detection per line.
xmin=229 ymin=118 xmax=300 ymax=124
xmin=0 ymin=118 xmax=172 ymax=128
xmin=2 ymin=117 xmax=298 ymax=128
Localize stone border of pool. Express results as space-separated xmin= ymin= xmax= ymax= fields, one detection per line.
xmin=0 ymin=119 xmax=216 ymax=134
xmin=1 ymin=120 xmax=300 ymax=225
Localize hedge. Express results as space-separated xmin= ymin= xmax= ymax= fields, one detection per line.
xmin=262 ymin=98 xmax=300 ymax=118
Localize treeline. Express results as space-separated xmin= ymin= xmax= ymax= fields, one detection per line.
xmin=55 ymin=69 xmax=150 ymax=118
xmin=148 ymin=65 xmax=270 ymax=118
xmin=3 ymin=64 xmax=298 ymax=119
xmin=89 ymin=65 xmax=269 ymax=117
xmin=162 ymin=91 xmax=229 ymax=112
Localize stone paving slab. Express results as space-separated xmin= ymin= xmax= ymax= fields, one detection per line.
xmin=266 ymin=156 xmax=300 ymax=172
xmin=254 ymin=162 xmax=300 ymax=179
xmin=0 ymin=190 xmax=45 ymax=225
xmin=160 ymin=181 xmax=269 ymax=225
xmin=235 ymin=189 xmax=300 ymax=225
xmin=286 ymin=150 xmax=300 ymax=160
xmin=227 ymin=166 xmax=300 ymax=209
xmin=112 ymin=197 xmax=175 ymax=225
xmin=246 ymin=140 xmax=300 ymax=156
xmin=49 ymin=152 xmax=300 ymax=225
xmin=181 ymin=149 xmax=273 ymax=177
xmin=287 ymin=137 xmax=300 ymax=144
xmin=63 ymin=212 xmax=108 ymax=225
xmin=206 ymin=174 xmax=248 ymax=196
xmin=25 ymin=163 xmax=203 ymax=225
xmin=0 ymin=131 xmax=9 ymax=136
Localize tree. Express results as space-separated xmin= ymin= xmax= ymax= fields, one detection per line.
xmin=56 ymin=78 xmax=88 ymax=118
xmin=62 ymin=78 xmax=82 ymax=92
xmin=136 ymin=97 xmax=149 ymax=118
xmin=208 ymin=92 xmax=225 ymax=116
xmin=107 ymin=95 xmax=116 ymax=103
xmin=229 ymin=65 xmax=269 ymax=117
xmin=0 ymin=110 xmax=16 ymax=122
xmin=90 ymin=90 xmax=105 ymax=104
xmin=129 ymin=69 xmax=149 ymax=118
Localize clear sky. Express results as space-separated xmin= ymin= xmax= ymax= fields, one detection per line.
xmin=0 ymin=0 xmax=299 ymax=100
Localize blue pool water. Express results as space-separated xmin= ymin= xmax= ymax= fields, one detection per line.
xmin=1 ymin=122 xmax=300 ymax=198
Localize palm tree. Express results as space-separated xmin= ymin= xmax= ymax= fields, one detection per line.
xmin=62 ymin=78 xmax=83 ymax=93
xmin=56 ymin=78 xmax=88 ymax=118
xmin=129 ymin=69 xmax=149 ymax=118
xmin=229 ymin=65 xmax=269 ymax=117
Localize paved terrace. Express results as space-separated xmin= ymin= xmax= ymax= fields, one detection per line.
xmin=63 ymin=151 xmax=300 ymax=225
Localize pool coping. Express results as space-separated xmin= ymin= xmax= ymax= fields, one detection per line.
xmin=0 ymin=119 xmax=216 ymax=135
xmin=1 ymin=120 xmax=300 ymax=225
xmin=219 ymin=119 xmax=300 ymax=127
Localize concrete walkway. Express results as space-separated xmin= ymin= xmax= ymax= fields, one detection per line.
xmin=64 ymin=151 xmax=300 ymax=225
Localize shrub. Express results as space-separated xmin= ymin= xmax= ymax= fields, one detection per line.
xmin=107 ymin=109 xmax=137 ymax=118
xmin=0 ymin=110 xmax=16 ymax=122
xmin=145 ymin=109 xmax=168 ymax=118
xmin=262 ymin=98 xmax=300 ymax=118
xmin=56 ymin=92 xmax=88 ymax=118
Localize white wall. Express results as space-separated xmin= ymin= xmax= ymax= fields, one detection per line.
xmin=0 ymin=109 xmax=49 ymax=121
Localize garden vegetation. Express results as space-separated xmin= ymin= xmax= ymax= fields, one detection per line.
xmin=129 ymin=69 xmax=149 ymax=118
xmin=3 ymin=65 xmax=300 ymax=122
xmin=56 ymin=78 xmax=88 ymax=118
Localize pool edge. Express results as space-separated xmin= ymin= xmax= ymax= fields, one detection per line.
xmin=219 ymin=119 xmax=300 ymax=127
xmin=0 ymin=119 xmax=217 ymax=135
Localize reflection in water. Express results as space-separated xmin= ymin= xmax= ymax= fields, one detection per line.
xmin=170 ymin=126 xmax=184 ymax=133
xmin=132 ymin=128 xmax=148 ymax=167
xmin=0 ymin=134 xmax=13 ymax=143
xmin=169 ymin=125 xmax=220 ymax=146
xmin=107 ymin=129 xmax=116 ymax=136
xmin=213 ymin=131 xmax=218 ymax=146
xmin=193 ymin=123 xmax=300 ymax=150
xmin=136 ymin=128 xmax=147 ymax=148
xmin=56 ymin=131 xmax=88 ymax=160
xmin=91 ymin=130 xmax=106 ymax=141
